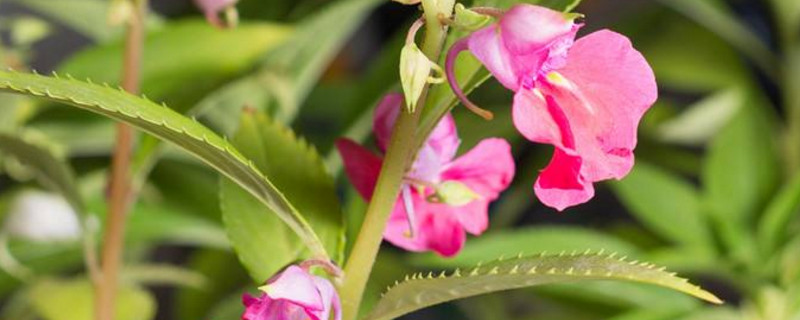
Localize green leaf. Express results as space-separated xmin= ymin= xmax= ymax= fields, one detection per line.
xmin=611 ymin=162 xmax=712 ymax=247
xmin=758 ymin=173 xmax=800 ymax=255
xmin=59 ymin=20 xmax=291 ymax=113
xmin=366 ymin=252 xmax=721 ymax=320
xmin=29 ymin=278 xmax=155 ymax=320
xmin=198 ymin=0 xmax=382 ymax=132
xmin=703 ymin=99 xmax=779 ymax=252
xmin=122 ymin=264 xmax=208 ymax=289
xmin=8 ymin=0 xmax=123 ymax=42
xmin=642 ymin=21 xmax=747 ymax=91
xmin=0 ymin=70 xmax=329 ymax=260
xmin=652 ymin=0 xmax=778 ymax=81
xmin=412 ymin=226 xmax=638 ymax=268
xmin=221 ymin=111 xmax=343 ymax=282
xmin=0 ymin=132 xmax=85 ymax=215
xmin=657 ymin=87 xmax=744 ymax=145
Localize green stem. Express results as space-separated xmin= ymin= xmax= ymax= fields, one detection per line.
xmin=339 ymin=1 xmax=452 ymax=319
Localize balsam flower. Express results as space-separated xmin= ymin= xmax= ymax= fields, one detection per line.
xmin=446 ymin=4 xmax=657 ymax=211
xmin=337 ymin=93 xmax=514 ymax=257
xmin=194 ymin=0 xmax=238 ymax=28
xmin=241 ymin=265 xmax=341 ymax=320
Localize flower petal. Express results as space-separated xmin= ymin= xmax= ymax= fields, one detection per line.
xmin=512 ymin=89 xmax=565 ymax=148
xmin=534 ymin=148 xmax=595 ymax=211
xmin=242 ymin=293 xmax=270 ymax=320
xmin=384 ymin=198 xmax=467 ymax=257
xmin=467 ymin=25 xmax=521 ymax=91
xmin=193 ymin=0 xmax=236 ymax=27
xmin=441 ymin=138 xmax=515 ymax=198
xmin=309 ymin=276 xmax=342 ymax=320
xmin=373 ymin=93 xmax=404 ymax=152
xmin=336 ymin=139 xmax=382 ymax=200
xmin=426 ymin=112 xmax=460 ymax=163
xmin=548 ymin=29 xmax=657 ymax=181
xmin=500 ymin=4 xmax=577 ymax=55
xmin=261 ymin=266 xmax=323 ymax=311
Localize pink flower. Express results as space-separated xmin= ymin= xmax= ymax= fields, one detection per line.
xmin=242 ymin=265 xmax=341 ymax=320
xmin=194 ymin=0 xmax=237 ymax=28
xmin=446 ymin=4 xmax=657 ymax=211
xmin=337 ymin=93 xmax=515 ymax=257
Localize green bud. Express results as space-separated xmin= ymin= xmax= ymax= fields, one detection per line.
xmin=399 ymin=43 xmax=444 ymax=112
xmin=428 ymin=181 xmax=481 ymax=206
xmin=453 ymin=4 xmax=491 ymax=31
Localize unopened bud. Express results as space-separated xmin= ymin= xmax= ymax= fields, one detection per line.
xmin=108 ymin=0 xmax=134 ymax=26
xmin=399 ymin=43 xmax=444 ymax=112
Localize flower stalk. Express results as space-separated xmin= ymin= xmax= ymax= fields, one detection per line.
xmin=94 ymin=0 xmax=145 ymax=319
xmin=338 ymin=1 xmax=453 ymax=319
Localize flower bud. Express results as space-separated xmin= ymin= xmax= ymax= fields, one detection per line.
xmin=399 ymin=43 xmax=444 ymax=112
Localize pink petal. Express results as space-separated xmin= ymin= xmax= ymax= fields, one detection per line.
xmin=383 ymin=198 xmax=467 ymax=257
xmin=426 ymin=112 xmax=460 ymax=163
xmin=511 ymin=89 xmax=565 ymax=147
xmin=500 ymin=4 xmax=577 ymax=55
xmin=242 ymin=293 xmax=269 ymax=320
xmin=441 ymin=138 xmax=515 ymax=198
xmin=534 ymin=148 xmax=595 ymax=211
xmin=262 ymin=266 xmax=324 ymax=311
xmin=336 ymin=139 xmax=382 ymax=200
xmin=467 ymin=25 xmax=521 ymax=90
xmin=373 ymin=93 xmax=404 ymax=152
xmin=418 ymin=209 xmax=467 ymax=257
xmin=309 ymin=276 xmax=342 ymax=320
xmin=193 ymin=0 xmax=236 ymax=27
xmin=548 ymin=30 xmax=657 ymax=181
xmin=448 ymin=200 xmax=490 ymax=236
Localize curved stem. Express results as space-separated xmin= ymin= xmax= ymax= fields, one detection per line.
xmin=338 ymin=1 xmax=453 ymax=319
xmin=94 ymin=1 xmax=145 ymax=319
xmin=444 ymin=38 xmax=494 ymax=120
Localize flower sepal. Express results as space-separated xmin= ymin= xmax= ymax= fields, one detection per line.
xmin=426 ymin=180 xmax=481 ymax=206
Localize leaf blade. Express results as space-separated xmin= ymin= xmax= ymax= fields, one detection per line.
xmin=366 ymin=252 xmax=721 ymax=320
xmin=0 ymin=70 xmax=328 ymax=260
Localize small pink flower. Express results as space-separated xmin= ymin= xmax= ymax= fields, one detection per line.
xmin=337 ymin=93 xmax=515 ymax=257
xmin=241 ymin=265 xmax=341 ymax=320
xmin=446 ymin=4 xmax=657 ymax=211
xmin=193 ymin=0 xmax=237 ymax=28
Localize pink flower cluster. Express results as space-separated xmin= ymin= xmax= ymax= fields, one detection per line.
xmin=337 ymin=93 xmax=515 ymax=257
xmin=241 ymin=4 xmax=657 ymax=318
xmin=446 ymin=4 xmax=657 ymax=210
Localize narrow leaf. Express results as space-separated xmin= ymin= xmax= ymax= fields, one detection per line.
xmin=703 ymin=100 xmax=779 ymax=252
xmin=0 ymin=70 xmax=329 ymax=260
xmin=411 ymin=226 xmax=638 ymax=268
xmin=612 ymin=162 xmax=712 ymax=247
xmin=758 ymin=173 xmax=800 ymax=255
xmin=366 ymin=252 xmax=721 ymax=320
xmin=0 ymin=132 xmax=85 ymax=215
